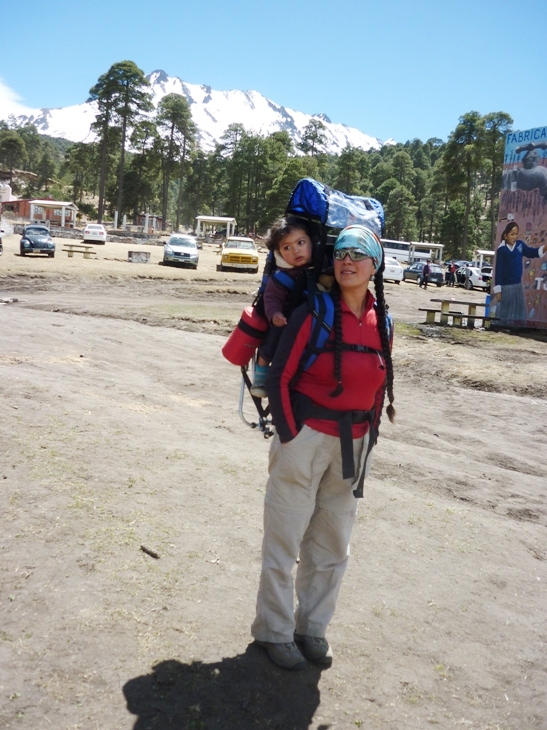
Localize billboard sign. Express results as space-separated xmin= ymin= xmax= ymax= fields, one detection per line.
xmin=494 ymin=126 xmax=547 ymax=328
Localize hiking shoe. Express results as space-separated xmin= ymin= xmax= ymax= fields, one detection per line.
xmin=255 ymin=640 xmax=307 ymax=671
xmin=294 ymin=634 xmax=333 ymax=666
xmin=250 ymin=383 xmax=268 ymax=399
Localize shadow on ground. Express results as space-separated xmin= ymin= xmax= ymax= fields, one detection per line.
xmin=123 ymin=643 xmax=329 ymax=730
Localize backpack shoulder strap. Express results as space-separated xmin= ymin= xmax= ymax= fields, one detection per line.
xmin=297 ymin=291 xmax=335 ymax=374
xmin=271 ymin=269 xmax=296 ymax=291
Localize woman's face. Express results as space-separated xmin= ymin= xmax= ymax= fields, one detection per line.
xmin=334 ymin=251 xmax=376 ymax=293
xmin=505 ymin=226 xmax=519 ymax=246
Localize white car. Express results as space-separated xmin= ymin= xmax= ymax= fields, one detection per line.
xmin=455 ymin=266 xmax=490 ymax=290
xmin=384 ymin=256 xmax=403 ymax=283
xmin=83 ymin=224 xmax=107 ymax=244
xmin=163 ymin=234 xmax=199 ymax=268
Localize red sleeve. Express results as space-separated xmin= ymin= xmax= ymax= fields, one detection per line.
xmin=265 ymin=304 xmax=312 ymax=442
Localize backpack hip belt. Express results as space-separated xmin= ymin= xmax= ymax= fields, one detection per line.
xmin=292 ymin=392 xmax=376 ymax=497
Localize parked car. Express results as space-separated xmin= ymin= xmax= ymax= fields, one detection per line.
xmin=384 ymin=256 xmax=403 ymax=283
xmin=83 ymin=224 xmax=107 ymax=244
xmin=402 ymin=261 xmax=444 ymax=287
xmin=163 ymin=234 xmax=199 ymax=268
xmin=20 ymin=225 xmax=55 ymax=257
xmin=455 ymin=265 xmax=490 ymax=290
xmin=218 ymin=236 xmax=259 ymax=273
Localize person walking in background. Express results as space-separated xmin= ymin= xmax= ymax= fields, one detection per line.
xmin=449 ymin=260 xmax=457 ymax=287
xmin=419 ymin=259 xmax=431 ymax=289
xmin=251 ymin=225 xmax=395 ymax=671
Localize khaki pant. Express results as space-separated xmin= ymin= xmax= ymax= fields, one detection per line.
xmin=251 ymin=425 xmax=372 ymax=643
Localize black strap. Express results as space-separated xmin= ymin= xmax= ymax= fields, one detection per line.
xmin=292 ymin=393 xmax=374 ymax=482
xmin=321 ymin=341 xmax=382 ymax=355
xmin=352 ymin=425 xmax=378 ymax=499
xmin=339 ymin=412 xmax=354 ymax=480
xmin=241 ymin=367 xmax=270 ymax=420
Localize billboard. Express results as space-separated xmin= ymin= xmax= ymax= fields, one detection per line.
xmin=494 ymin=126 xmax=547 ymax=328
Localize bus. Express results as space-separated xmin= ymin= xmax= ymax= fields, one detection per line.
xmin=381 ymin=239 xmax=411 ymax=262
xmin=381 ymin=239 xmax=444 ymax=264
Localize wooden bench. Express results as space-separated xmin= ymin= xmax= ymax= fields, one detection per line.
xmin=424 ymin=299 xmax=500 ymax=329
xmin=62 ymin=243 xmax=97 ymax=259
xmin=463 ymin=315 xmax=500 ymax=330
xmin=418 ymin=308 xmax=464 ymax=326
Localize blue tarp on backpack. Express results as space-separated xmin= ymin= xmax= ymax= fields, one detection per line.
xmin=286 ymin=178 xmax=385 ymax=238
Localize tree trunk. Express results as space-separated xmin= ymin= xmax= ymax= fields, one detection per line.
xmin=175 ymin=137 xmax=187 ymax=231
xmin=461 ymin=165 xmax=471 ymax=259
xmin=97 ymin=123 xmax=109 ymax=223
xmin=116 ymin=105 xmax=128 ymax=220
xmin=161 ymin=126 xmax=176 ymax=231
xmin=490 ymin=165 xmax=497 ymax=249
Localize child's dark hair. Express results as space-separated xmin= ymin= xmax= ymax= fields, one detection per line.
xmin=501 ymin=221 xmax=518 ymax=242
xmin=265 ymin=216 xmax=316 ymax=252
xmin=329 ymin=255 xmax=396 ymax=423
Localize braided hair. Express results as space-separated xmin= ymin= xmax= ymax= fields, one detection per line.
xmin=373 ymin=258 xmax=396 ymax=423
xmin=329 ymin=257 xmax=396 ymax=423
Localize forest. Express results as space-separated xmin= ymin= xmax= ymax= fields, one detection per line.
xmin=0 ymin=60 xmax=513 ymax=260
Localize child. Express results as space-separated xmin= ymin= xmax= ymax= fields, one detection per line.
xmin=250 ymin=217 xmax=314 ymax=398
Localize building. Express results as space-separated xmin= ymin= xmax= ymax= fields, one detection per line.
xmin=0 ymin=198 xmax=79 ymax=228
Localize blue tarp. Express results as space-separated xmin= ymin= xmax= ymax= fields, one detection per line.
xmin=286 ymin=178 xmax=384 ymax=238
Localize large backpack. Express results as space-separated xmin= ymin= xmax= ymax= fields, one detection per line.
xmin=286 ymin=177 xmax=384 ymax=239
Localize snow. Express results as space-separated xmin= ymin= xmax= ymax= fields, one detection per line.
xmin=0 ymin=70 xmax=385 ymax=154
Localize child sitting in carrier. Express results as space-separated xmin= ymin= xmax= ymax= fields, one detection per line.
xmin=250 ymin=216 xmax=314 ymax=398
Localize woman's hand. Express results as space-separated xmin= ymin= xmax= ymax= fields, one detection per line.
xmin=272 ymin=312 xmax=287 ymax=327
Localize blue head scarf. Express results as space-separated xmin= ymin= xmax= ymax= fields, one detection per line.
xmin=333 ymin=225 xmax=383 ymax=272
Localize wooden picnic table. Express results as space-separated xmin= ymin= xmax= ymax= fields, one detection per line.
xmin=429 ymin=298 xmax=498 ymax=329
xmin=62 ymin=243 xmax=97 ymax=259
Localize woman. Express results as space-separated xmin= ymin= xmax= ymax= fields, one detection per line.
xmin=251 ymin=225 xmax=395 ymax=670
xmin=493 ymin=221 xmax=547 ymax=324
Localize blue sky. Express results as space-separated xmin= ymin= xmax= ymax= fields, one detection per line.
xmin=1 ymin=0 xmax=546 ymax=143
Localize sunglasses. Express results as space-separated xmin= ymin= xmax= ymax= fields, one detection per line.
xmin=333 ymin=248 xmax=371 ymax=261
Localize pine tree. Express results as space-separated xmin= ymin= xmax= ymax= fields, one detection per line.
xmin=89 ymin=61 xmax=152 ymax=223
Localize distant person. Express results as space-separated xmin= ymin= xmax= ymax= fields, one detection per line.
xmin=251 ymin=217 xmax=314 ymax=398
xmin=419 ymin=259 xmax=431 ymax=289
xmin=492 ymin=222 xmax=547 ymax=323
xmin=449 ymin=260 xmax=457 ymax=287
xmin=464 ymin=265 xmax=471 ymax=290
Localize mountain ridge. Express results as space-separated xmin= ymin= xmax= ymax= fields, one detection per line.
xmin=2 ymin=69 xmax=388 ymax=153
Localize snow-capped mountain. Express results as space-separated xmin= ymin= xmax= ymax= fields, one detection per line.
xmin=2 ymin=69 xmax=384 ymax=153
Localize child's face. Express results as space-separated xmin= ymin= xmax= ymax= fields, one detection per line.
xmin=278 ymin=229 xmax=312 ymax=267
xmin=505 ymin=226 xmax=519 ymax=245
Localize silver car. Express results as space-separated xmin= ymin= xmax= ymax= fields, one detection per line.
xmin=163 ymin=234 xmax=199 ymax=269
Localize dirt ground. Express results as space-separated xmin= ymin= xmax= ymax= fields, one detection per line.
xmin=1 ymin=232 xmax=547 ymax=730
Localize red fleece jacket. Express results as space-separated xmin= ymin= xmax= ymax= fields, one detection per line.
xmin=267 ymin=290 xmax=388 ymax=442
